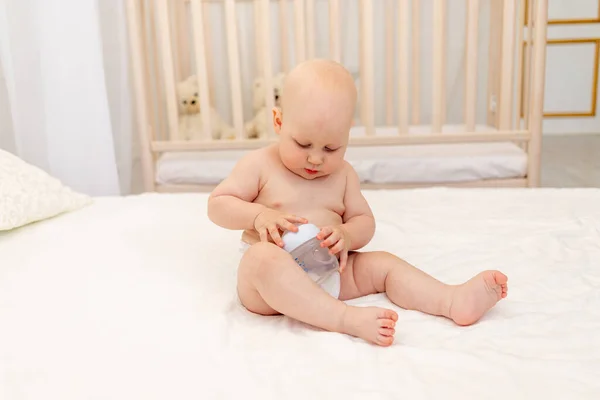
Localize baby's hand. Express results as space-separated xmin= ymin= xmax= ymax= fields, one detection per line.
xmin=253 ymin=208 xmax=308 ymax=247
xmin=317 ymin=225 xmax=351 ymax=272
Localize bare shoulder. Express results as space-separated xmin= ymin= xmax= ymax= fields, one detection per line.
xmin=341 ymin=160 xmax=373 ymax=220
xmin=209 ymin=144 xmax=276 ymax=201
xmin=341 ymin=160 xmax=362 ymax=191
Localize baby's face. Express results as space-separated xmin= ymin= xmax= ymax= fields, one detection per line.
xmin=272 ymin=59 xmax=357 ymax=180
xmin=273 ymin=99 xmax=352 ymax=180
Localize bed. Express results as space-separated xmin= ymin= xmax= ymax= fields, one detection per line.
xmin=2 ymin=188 xmax=599 ymax=399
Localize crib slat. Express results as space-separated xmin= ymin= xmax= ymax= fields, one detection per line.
xmin=224 ymin=0 xmax=244 ymax=138
xmin=254 ymin=0 xmax=263 ymax=76
xmin=261 ymin=0 xmax=275 ymax=138
xmin=126 ymin=0 xmax=155 ymax=191
xmin=306 ymin=0 xmax=316 ymax=59
xmin=514 ymin=0 xmax=524 ymax=130
xmin=523 ymin=0 xmax=534 ymax=129
xmin=528 ymin=0 xmax=548 ymax=187
xmin=168 ymin=0 xmax=182 ymax=83
xmin=464 ymin=0 xmax=479 ymax=131
xmin=176 ymin=0 xmax=190 ymax=80
xmin=202 ymin=2 xmax=216 ymax=105
xmin=145 ymin=0 xmax=167 ymax=141
xmin=329 ymin=0 xmax=341 ymax=62
xmin=411 ymin=1 xmax=421 ymax=124
xmin=432 ymin=0 xmax=446 ymax=133
xmin=359 ymin=0 xmax=375 ymax=136
xmin=499 ymin=0 xmax=516 ymax=129
xmin=279 ymin=0 xmax=290 ymax=72
xmin=294 ymin=0 xmax=306 ymax=63
xmin=190 ymin=0 xmax=212 ymax=140
xmin=155 ymin=0 xmax=180 ymax=140
xmin=397 ymin=0 xmax=409 ymax=134
xmin=385 ymin=0 xmax=394 ymax=125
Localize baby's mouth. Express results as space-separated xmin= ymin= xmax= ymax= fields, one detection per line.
xmin=304 ymin=168 xmax=319 ymax=175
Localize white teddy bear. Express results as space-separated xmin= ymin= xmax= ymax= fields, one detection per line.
xmin=176 ymin=74 xmax=236 ymax=141
xmin=244 ymin=72 xmax=285 ymax=140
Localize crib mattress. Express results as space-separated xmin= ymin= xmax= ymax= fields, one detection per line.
xmin=1 ymin=189 xmax=599 ymax=399
xmin=156 ymin=141 xmax=527 ymax=186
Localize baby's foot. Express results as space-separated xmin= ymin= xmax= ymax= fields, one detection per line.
xmin=449 ymin=270 xmax=508 ymax=326
xmin=339 ymin=306 xmax=398 ymax=346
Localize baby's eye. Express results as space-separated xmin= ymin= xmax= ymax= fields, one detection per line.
xmin=324 ymin=147 xmax=338 ymax=152
xmin=295 ymin=140 xmax=310 ymax=148
xmin=183 ymin=100 xmax=187 ymax=104
xmin=194 ymin=93 xmax=198 ymax=97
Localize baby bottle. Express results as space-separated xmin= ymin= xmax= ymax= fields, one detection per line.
xmin=282 ymin=223 xmax=340 ymax=295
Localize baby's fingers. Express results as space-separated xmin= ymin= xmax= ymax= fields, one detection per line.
xmin=320 ymin=231 xmax=340 ymax=248
xmin=339 ymin=250 xmax=348 ymax=273
xmin=317 ymin=226 xmax=334 ymax=241
xmin=278 ymin=218 xmax=300 ymax=233
xmin=268 ymin=225 xmax=284 ymax=247
xmin=328 ymin=239 xmax=345 ymax=256
xmin=285 ymin=215 xmax=308 ymax=226
xmin=258 ymin=228 xmax=268 ymax=243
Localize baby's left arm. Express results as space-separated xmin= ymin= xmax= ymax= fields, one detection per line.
xmin=317 ymin=163 xmax=375 ymax=270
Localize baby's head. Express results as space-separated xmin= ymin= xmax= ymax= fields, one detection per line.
xmin=272 ymin=59 xmax=357 ymax=180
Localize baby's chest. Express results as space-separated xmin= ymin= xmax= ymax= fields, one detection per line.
xmin=259 ymin=174 xmax=345 ymax=214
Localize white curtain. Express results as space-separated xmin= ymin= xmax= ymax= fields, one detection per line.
xmin=0 ymin=0 xmax=134 ymax=196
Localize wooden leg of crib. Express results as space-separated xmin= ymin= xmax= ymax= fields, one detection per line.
xmin=527 ymin=0 xmax=549 ymax=188
xmin=126 ymin=0 xmax=156 ymax=193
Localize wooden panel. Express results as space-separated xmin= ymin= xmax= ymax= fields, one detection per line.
xmin=397 ymin=0 xmax=409 ymax=133
xmin=525 ymin=0 xmax=600 ymax=25
xmin=464 ymin=0 xmax=479 ymax=131
xmin=411 ymin=1 xmax=421 ymax=124
xmin=151 ymin=130 xmax=530 ymax=152
xmin=432 ymin=0 xmax=446 ymax=132
xmin=499 ymin=0 xmax=516 ymax=129
xmin=329 ymin=0 xmax=341 ymax=62
xmin=224 ymin=0 xmax=244 ymax=137
xmin=294 ymin=0 xmax=306 ymax=63
xmin=191 ymin=0 xmax=212 ymax=140
xmin=155 ymin=0 xmax=180 ymax=140
xmin=359 ymin=0 xmax=375 ymax=135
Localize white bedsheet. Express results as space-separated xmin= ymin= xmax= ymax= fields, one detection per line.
xmin=156 ymin=124 xmax=527 ymax=185
xmin=1 ymin=189 xmax=599 ymax=399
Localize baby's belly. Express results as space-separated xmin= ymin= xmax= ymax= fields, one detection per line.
xmin=242 ymin=208 xmax=343 ymax=245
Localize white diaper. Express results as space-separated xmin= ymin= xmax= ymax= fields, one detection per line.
xmin=239 ymin=241 xmax=341 ymax=299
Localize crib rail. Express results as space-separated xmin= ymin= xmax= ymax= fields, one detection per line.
xmin=126 ymin=0 xmax=548 ymax=188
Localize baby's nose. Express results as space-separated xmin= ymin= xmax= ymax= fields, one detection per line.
xmin=191 ymin=100 xmax=196 ymax=105
xmin=308 ymin=154 xmax=323 ymax=165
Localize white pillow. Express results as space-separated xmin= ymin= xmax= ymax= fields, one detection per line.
xmin=0 ymin=148 xmax=92 ymax=231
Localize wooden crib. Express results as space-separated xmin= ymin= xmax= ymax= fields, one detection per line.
xmin=125 ymin=0 xmax=549 ymax=193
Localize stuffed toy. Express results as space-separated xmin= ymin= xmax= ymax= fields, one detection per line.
xmin=176 ymin=75 xmax=236 ymax=141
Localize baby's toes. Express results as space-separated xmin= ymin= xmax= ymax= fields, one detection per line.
xmin=378 ymin=309 xmax=399 ymax=322
xmin=376 ymin=334 xmax=394 ymax=347
xmin=378 ymin=318 xmax=396 ymax=329
xmin=379 ymin=327 xmax=395 ymax=337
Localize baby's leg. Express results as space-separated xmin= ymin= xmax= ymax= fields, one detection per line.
xmin=237 ymin=242 xmax=398 ymax=346
xmin=339 ymin=251 xmax=508 ymax=326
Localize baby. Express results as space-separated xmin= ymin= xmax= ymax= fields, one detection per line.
xmin=207 ymin=59 xmax=508 ymax=346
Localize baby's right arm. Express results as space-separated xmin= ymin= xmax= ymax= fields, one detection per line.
xmin=207 ymin=150 xmax=307 ymax=245
xmin=207 ymin=151 xmax=266 ymax=231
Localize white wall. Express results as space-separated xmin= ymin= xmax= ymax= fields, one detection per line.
xmin=540 ymin=0 xmax=600 ymax=134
